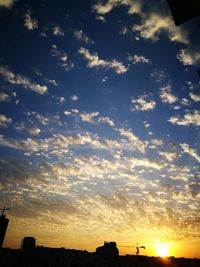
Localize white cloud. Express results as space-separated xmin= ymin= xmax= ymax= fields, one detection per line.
xmin=78 ymin=47 xmax=128 ymax=74
xmin=131 ymin=94 xmax=156 ymax=111
xmin=160 ymin=85 xmax=177 ymax=104
xmin=92 ymin=0 xmax=143 ymax=15
xmin=71 ymin=95 xmax=79 ymax=101
xmin=0 ymin=0 xmax=15 ymax=8
xmin=102 ymin=76 xmax=108 ymax=82
xmin=168 ymin=111 xmax=200 ymax=126
xmin=26 ymin=112 xmax=62 ymax=126
xmin=64 ymin=110 xmax=71 ymax=116
xmin=132 ymin=13 xmax=189 ymax=44
xmin=0 ymin=91 xmax=10 ymax=102
xmin=55 ymin=96 xmax=65 ymax=104
xmin=181 ymin=98 xmax=190 ymax=106
xmin=0 ymin=114 xmax=12 ymax=127
xmin=151 ymin=139 xmax=163 ymax=146
xmin=71 ymin=109 xmax=79 ymax=114
xmin=159 ymin=151 xmax=178 ymax=162
xmin=129 ymin=157 xmax=165 ymax=170
xmin=51 ymin=45 xmax=74 ymax=71
xmin=74 ymin=30 xmax=94 ymax=44
xmin=28 ymin=127 xmax=41 ymax=136
xmin=95 ymin=15 xmax=106 ymax=23
xmin=97 ymin=116 xmax=115 ymax=127
xmin=0 ymin=66 xmax=48 ymax=94
xmin=24 ymin=10 xmax=38 ymax=31
xmin=180 ymin=144 xmax=200 ymax=163
xmin=118 ymin=128 xmax=147 ymax=153
xmin=128 ymin=54 xmax=150 ymax=64
xmin=189 ymin=92 xmax=200 ymax=102
xmin=47 ymin=79 xmax=58 ymax=86
xmin=52 ymin=26 xmax=64 ymax=36
xmin=80 ymin=112 xmax=99 ymax=123
xmin=79 ymin=111 xmax=114 ymax=127
xmin=177 ymin=49 xmax=200 ymax=66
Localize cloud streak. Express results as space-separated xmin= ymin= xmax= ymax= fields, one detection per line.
xmin=78 ymin=47 xmax=128 ymax=74
xmin=0 ymin=66 xmax=47 ymax=94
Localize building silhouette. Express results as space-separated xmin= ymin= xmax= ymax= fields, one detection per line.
xmin=96 ymin=241 xmax=119 ymax=258
xmin=0 ymin=209 xmax=9 ymax=248
xmin=21 ymin=236 xmax=36 ymax=251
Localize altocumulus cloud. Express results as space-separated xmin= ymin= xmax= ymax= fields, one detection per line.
xmin=0 ymin=66 xmax=48 ymax=94
xmin=168 ymin=110 xmax=200 ymax=126
xmin=78 ymin=47 xmax=128 ymax=74
xmin=132 ymin=13 xmax=189 ymax=44
xmin=131 ymin=94 xmax=156 ymax=111
xmin=0 ymin=114 xmax=12 ymax=128
xmin=92 ymin=0 xmax=143 ymax=16
xmin=177 ymin=48 xmax=200 ymax=66
xmin=0 ymin=0 xmax=15 ymax=8
xmin=159 ymin=84 xmax=178 ymax=104
xmin=24 ymin=10 xmax=38 ymax=31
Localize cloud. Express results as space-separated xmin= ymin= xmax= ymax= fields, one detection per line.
xmin=92 ymin=0 xmax=143 ymax=15
xmin=168 ymin=111 xmax=200 ymax=127
xmin=52 ymin=26 xmax=64 ymax=36
xmin=131 ymin=94 xmax=156 ymax=111
xmin=0 ymin=132 xmax=120 ymax=158
xmin=177 ymin=49 xmax=200 ymax=66
xmin=64 ymin=110 xmax=71 ymax=116
xmin=95 ymin=15 xmax=106 ymax=23
xmin=181 ymin=98 xmax=190 ymax=106
xmin=180 ymin=144 xmax=200 ymax=163
xmin=150 ymin=68 xmax=167 ymax=83
xmin=71 ymin=95 xmax=79 ymax=101
xmin=0 ymin=66 xmax=47 ymax=94
xmin=80 ymin=112 xmax=99 ymax=123
xmin=118 ymin=128 xmax=147 ymax=153
xmin=189 ymin=92 xmax=200 ymax=102
xmin=74 ymin=30 xmax=94 ymax=44
xmin=0 ymin=0 xmax=15 ymax=8
xmin=97 ymin=116 xmax=115 ymax=127
xmin=129 ymin=156 xmax=165 ymax=170
xmin=24 ymin=10 xmax=38 ymax=31
xmin=78 ymin=47 xmax=128 ymax=74
xmin=128 ymin=54 xmax=150 ymax=64
xmin=72 ymin=110 xmax=115 ymax=127
xmin=159 ymin=151 xmax=178 ymax=162
xmin=56 ymin=96 xmax=65 ymax=104
xmin=15 ymin=123 xmax=41 ymax=136
xmin=26 ymin=112 xmax=62 ymax=127
xmin=51 ymin=45 xmax=74 ymax=71
xmin=160 ymin=85 xmax=177 ymax=104
xmin=151 ymin=139 xmax=163 ymax=146
xmin=0 ymin=91 xmax=10 ymax=102
xmin=132 ymin=13 xmax=189 ymax=44
xmin=0 ymin=114 xmax=12 ymax=127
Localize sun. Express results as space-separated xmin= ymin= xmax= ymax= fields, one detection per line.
xmin=155 ymin=242 xmax=170 ymax=257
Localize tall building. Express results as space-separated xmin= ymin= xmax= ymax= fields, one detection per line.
xmin=21 ymin=237 xmax=36 ymax=251
xmin=0 ymin=212 xmax=9 ymax=248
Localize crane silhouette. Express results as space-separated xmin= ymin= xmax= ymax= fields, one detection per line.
xmin=119 ymin=243 xmax=145 ymax=255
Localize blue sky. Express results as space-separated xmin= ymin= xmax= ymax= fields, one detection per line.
xmin=0 ymin=0 xmax=200 ymax=257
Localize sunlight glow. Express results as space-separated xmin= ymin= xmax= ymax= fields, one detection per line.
xmin=155 ymin=242 xmax=170 ymax=257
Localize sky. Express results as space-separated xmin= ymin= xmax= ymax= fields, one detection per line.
xmin=0 ymin=0 xmax=200 ymax=258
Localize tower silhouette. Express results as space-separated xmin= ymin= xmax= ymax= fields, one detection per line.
xmin=0 ymin=208 xmax=10 ymax=248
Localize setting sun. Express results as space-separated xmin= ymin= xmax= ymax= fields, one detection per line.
xmin=155 ymin=243 xmax=170 ymax=257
